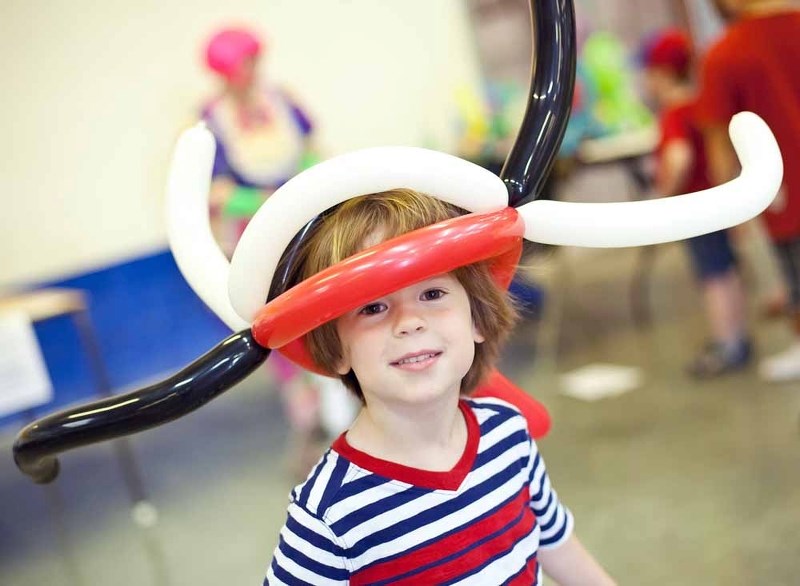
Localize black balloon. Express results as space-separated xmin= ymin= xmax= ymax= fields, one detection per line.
xmin=14 ymin=330 xmax=269 ymax=483
xmin=501 ymin=0 xmax=575 ymax=205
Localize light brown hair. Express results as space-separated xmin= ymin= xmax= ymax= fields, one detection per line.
xmin=293 ymin=189 xmax=518 ymax=401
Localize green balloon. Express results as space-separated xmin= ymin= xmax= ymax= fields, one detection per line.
xmin=223 ymin=186 xmax=263 ymax=219
xmin=582 ymin=31 xmax=654 ymax=133
xmin=299 ymin=151 xmax=321 ymax=171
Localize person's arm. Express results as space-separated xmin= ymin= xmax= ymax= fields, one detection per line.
xmin=528 ymin=437 xmax=615 ymax=585
xmin=657 ymin=137 xmax=694 ymax=197
xmin=703 ymin=124 xmax=756 ymax=242
xmin=703 ymin=124 xmax=740 ymax=185
xmin=538 ymin=533 xmax=616 ymax=586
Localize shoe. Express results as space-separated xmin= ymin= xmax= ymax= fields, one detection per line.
xmin=759 ymin=342 xmax=800 ymax=382
xmin=687 ymin=339 xmax=752 ymax=379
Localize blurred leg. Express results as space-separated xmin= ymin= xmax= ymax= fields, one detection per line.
xmin=760 ymin=238 xmax=800 ymax=381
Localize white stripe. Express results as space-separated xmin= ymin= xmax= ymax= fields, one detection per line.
xmin=305 ymin=453 xmax=339 ymax=511
xmin=470 ymin=397 xmax=520 ymax=417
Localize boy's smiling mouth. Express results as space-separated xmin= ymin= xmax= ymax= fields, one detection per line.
xmin=390 ymin=350 xmax=443 ymax=370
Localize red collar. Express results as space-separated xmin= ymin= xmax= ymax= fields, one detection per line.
xmin=331 ymin=400 xmax=479 ymax=491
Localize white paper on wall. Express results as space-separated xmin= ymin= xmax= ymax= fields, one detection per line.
xmin=0 ymin=311 xmax=53 ymax=417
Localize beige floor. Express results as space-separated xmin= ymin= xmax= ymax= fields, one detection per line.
xmin=2 ymin=238 xmax=799 ymax=585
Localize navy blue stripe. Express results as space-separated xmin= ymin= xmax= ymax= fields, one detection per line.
xmin=528 ymin=453 xmax=545 ymax=500
xmin=277 ymin=535 xmax=349 ymax=581
xmin=345 ymin=457 xmax=525 ymax=558
xmin=467 ymin=398 xmax=520 ymax=420
xmin=285 ymin=512 xmax=346 ymax=557
xmin=477 ymin=410 xmax=512 ymax=437
xmin=474 ymin=429 xmax=529 ymax=469
xmin=331 ymin=473 xmax=393 ymax=501
xmin=371 ymin=495 xmax=528 ymax=585
xmin=318 ymin=454 xmax=351 ymax=514
xmin=540 ymin=514 xmax=569 ymax=546
xmin=298 ymin=451 xmax=330 ymax=506
xmin=331 ymin=485 xmax=425 ymax=534
xmin=267 ymin=556 xmax=316 ymax=585
xmin=535 ymin=493 xmax=556 ymax=528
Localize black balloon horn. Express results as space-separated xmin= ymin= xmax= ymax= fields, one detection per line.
xmin=501 ymin=0 xmax=575 ymax=205
xmin=14 ymin=0 xmax=576 ymax=483
xmin=14 ymin=330 xmax=268 ymax=483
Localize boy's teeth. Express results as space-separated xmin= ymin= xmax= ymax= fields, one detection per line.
xmin=398 ymin=353 xmax=434 ymax=364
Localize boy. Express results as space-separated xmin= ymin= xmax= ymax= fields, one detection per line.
xmin=642 ymin=28 xmax=751 ymax=378
xmin=265 ymin=190 xmax=614 ymax=584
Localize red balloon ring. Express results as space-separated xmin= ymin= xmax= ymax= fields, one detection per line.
xmin=252 ymin=207 xmax=523 ymax=369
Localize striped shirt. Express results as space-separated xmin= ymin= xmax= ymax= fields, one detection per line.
xmin=265 ymin=397 xmax=573 ymax=585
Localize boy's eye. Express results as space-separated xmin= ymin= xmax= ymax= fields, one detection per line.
xmin=421 ymin=288 xmax=446 ymax=301
xmin=359 ymin=302 xmax=386 ymax=316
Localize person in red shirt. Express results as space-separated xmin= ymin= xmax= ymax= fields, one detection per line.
xmin=642 ymin=28 xmax=751 ymax=378
xmin=696 ymin=0 xmax=800 ymax=381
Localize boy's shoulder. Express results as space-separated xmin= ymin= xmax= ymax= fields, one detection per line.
xmin=290 ymin=444 xmax=406 ymax=521
xmin=463 ymin=396 xmax=530 ymax=433
xmin=289 ymin=448 xmax=352 ymax=517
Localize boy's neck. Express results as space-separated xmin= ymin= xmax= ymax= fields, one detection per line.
xmin=346 ymin=394 xmax=467 ymax=471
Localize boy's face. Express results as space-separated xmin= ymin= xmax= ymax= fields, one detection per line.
xmin=334 ymin=274 xmax=484 ymax=407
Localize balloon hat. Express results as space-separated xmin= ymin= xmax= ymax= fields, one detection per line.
xmin=14 ymin=0 xmax=782 ymax=484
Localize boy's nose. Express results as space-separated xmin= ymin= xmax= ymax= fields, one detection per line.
xmin=393 ymin=306 xmax=426 ymax=336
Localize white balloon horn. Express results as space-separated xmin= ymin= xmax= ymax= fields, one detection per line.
xmin=518 ymin=112 xmax=783 ymax=247
xmin=165 ymin=123 xmax=249 ymax=331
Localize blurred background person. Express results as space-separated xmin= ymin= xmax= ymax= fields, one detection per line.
xmin=696 ymin=0 xmax=800 ymax=381
xmin=201 ymin=26 xmax=317 ymax=256
xmin=201 ymin=26 xmax=356 ymax=478
xmin=642 ymin=28 xmax=751 ymax=378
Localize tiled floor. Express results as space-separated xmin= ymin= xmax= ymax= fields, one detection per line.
xmin=2 ymin=239 xmax=799 ymax=585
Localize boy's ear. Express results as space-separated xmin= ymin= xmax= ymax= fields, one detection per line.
xmin=335 ymin=354 xmax=351 ymax=376
xmin=472 ymin=323 xmax=485 ymax=344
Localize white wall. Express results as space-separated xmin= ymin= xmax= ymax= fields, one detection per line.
xmin=1 ymin=0 xmax=483 ymax=287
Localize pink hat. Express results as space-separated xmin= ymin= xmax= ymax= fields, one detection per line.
xmin=205 ymin=27 xmax=263 ymax=80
